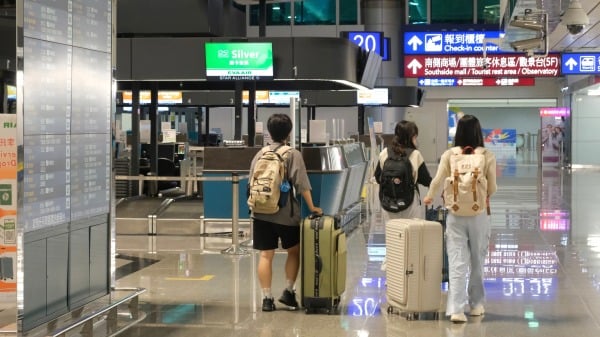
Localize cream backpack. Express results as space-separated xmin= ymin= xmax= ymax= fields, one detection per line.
xmin=442 ymin=146 xmax=488 ymax=216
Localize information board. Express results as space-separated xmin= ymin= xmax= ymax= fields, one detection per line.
xmin=71 ymin=48 xmax=111 ymax=133
xmin=418 ymin=77 xmax=535 ymax=87
xmin=22 ymin=135 xmax=70 ymax=231
xmin=404 ymin=54 xmax=560 ymax=78
xmin=205 ymin=42 xmax=274 ymax=80
xmin=72 ymin=0 xmax=112 ymax=52
xmin=23 ymin=39 xmax=71 ymax=135
xmin=561 ymin=53 xmax=600 ymax=74
xmin=24 ymin=0 xmax=70 ymax=44
xmin=69 ymin=134 xmax=110 ymax=221
xmin=404 ymin=31 xmax=504 ymax=55
xmin=21 ymin=0 xmax=112 ymax=232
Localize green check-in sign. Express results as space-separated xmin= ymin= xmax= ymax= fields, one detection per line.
xmin=205 ymin=42 xmax=274 ymax=79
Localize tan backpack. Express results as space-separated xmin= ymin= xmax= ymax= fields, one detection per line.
xmin=442 ymin=146 xmax=488 ymax=216
xmin=247 ymin=145 xmax=291 ymax=214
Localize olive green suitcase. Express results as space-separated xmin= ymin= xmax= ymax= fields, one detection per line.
xmin=300 ymin=214 xmax=347 ymax=313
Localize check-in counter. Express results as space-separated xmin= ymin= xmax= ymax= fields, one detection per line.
xmin=340 ymin=143 xmax=367 ymax=211
xmin=339 ymin=143 xmax=367 ymax=232
xmin=300 ymin=145 xmax=349 ymax=218
xmin=202 ymin=147 xmax=261 ymax=220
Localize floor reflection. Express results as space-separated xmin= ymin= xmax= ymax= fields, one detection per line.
xmin=113 ymin=165 xmax=600 ymax=337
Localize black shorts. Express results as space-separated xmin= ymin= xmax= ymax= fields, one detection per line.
xmin=252 ymin=218 xmax=300 ymax=250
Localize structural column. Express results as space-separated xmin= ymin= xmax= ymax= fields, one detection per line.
xmin=363 ymin=0 xmax=407 ymax=133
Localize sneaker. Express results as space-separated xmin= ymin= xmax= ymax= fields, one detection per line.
xmin=278 ymin=289 xmax=299 ymax=309
xmin=262 ymin=297 xmax=276 ymax=312
xmin=450 ymin=313 xmax=467 ymax=323
xmin=470 ymin=305 xmax=485 ymax=316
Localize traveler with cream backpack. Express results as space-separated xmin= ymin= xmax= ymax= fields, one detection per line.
xmin=424 ymin=114 xmax=497 ymax=323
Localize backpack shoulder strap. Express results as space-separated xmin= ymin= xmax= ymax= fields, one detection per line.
xmin=450 ymin=146 xmax=462 ymax=155
xmin=474 ymin=146 xmax=486 ymax=155
xmin=387 ymin=146 xmax=412 ymax=159
xmin=385 ymin=146 xmax=397 ymax=159
xmin=275 ymin=145 xmax=292 ymax=155
xmin=260 ymin=145 xmax=274 ymax=154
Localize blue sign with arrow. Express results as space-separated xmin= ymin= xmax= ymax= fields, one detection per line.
xmin=404 ymin=31 xmax=504 ymax=55
xmin=561 ymin=53 xmax=600 ymax=74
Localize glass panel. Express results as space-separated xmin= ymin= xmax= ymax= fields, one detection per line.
xmin=408 ymin=0 xmax=428 ymax=24
xmin=431 ymin=0 xmax=474 ymax=24
xmin=340 ymin=0 xmax=358 ymax=25
xmin=478 ymin=0 xmax=500 ymax=24
xmin=249 ymin=3 xmax=292 ymax=26
xmin=294 ymin=0 xmax=336 ymax=25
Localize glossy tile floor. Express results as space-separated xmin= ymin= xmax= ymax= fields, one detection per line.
xmin=114 ymin=156 xmax=600 ymax=337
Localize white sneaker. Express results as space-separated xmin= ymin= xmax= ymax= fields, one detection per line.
xmin=470 ymin=305 xmax=485 ymax=316
xmin=450 ymin=313 xmax=467 ymax=323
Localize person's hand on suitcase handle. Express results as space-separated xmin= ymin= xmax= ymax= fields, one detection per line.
xmin=423 ymin=196 xmax=433 ymax=205
xmin=301 ymin=190 xmax=323 ymax=216
xmin=310 ymin=206 xmax=323 ymax=216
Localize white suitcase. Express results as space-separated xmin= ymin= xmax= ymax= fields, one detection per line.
xmin=385 ymin=218 xmax=443 ymax=319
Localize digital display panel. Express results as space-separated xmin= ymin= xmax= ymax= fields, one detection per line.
xmin=357 ymin=88 xmax=388 ymax=105
xmin=22 ymin=134 xmax=70 ymax=231
xmin=121 ymin=91 xmax=183 ymax=105
xmin=72 ymin=0 xmax=112 ymax=52
xmin=241 ymin=90 xmax=299 ymax=105
xmin=6 ymin=85 xmax=16 ymax=100
xmin=205 ymin=42 xmax=273 ymax=80
xmin=23 ymin=38 xmax=71 ymax=135
xmin=70 ymin=134 xmax=110 ymax=221
xmin=71 ymin=48 xmax=111 ymax=133
xmin=24 ymin=0 xmax=70 ymax=44
xmin=268 ymin=91 xmax=299 ymax=105
xmin=21 ymin=0 xmax=112 ymax=232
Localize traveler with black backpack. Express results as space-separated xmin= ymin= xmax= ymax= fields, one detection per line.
xmin=375 ymin=120 xmax=432 ymax=220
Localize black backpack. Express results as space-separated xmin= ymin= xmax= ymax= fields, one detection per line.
xmin=378 ymin=147 xmax=416 ymax=213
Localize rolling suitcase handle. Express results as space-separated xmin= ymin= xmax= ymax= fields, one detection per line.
xmin=312 ymin=215 xmax=322 ymax=296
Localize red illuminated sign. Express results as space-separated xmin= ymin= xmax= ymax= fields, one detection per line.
xmin=404 ymin=54 xmax=560 ymax=78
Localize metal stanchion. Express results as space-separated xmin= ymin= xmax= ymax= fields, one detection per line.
xmin=240 ymin=217 xmax=253 ymax=248
xmin=222 ymin=173 xmax=251 ymax=255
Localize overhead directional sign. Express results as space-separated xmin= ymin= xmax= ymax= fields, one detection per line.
xmin=404 ymin=31 xmax=504 ymax=55
xmin=561 ymin=53 xmax=600 ymax=74
xmin=418 ymin=77 xmax=535 ymax=87
xmin=404 ymin=54 xmax=560 ymax=78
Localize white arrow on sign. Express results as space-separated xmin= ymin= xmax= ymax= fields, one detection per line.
xmin=407 ymin=59 xmax=423 ymax=74
xmin=407 ymin=35 xmax=423 ymax=51
xmin=565 ymin=57 xmax=578 ymax=71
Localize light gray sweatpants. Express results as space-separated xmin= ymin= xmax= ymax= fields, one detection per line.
xmin=445 ymin=212 xmax=491 ymax=315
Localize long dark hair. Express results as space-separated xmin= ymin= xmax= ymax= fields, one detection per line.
xmin=454 ymin=114 xmax=484 ymax=148
xmin=391 ymin=120 xmax=418 ymax=154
